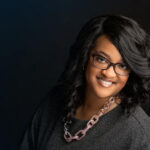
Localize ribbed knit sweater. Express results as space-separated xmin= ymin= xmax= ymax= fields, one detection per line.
xmin=19 ymin=96 xmax=150 ymax=150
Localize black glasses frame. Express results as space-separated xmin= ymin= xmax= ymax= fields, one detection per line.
xmin=92 ymin=54 xmax=130 ymax=76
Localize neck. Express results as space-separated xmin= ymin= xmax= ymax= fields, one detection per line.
xmin=84 ymin=93 xmax=108 ymax=111
xmin=75 ymin=88 xmax=120 ymax=120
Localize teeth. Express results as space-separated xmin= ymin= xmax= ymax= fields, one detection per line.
xmin=98 ymin=78 xmax=112 ymax=87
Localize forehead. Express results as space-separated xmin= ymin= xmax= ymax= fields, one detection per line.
xmin=91 ymin=35 xmax=123 ymax=62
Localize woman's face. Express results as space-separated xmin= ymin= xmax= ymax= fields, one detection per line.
xmin=85 ymin=35 xmax=129 ymax=100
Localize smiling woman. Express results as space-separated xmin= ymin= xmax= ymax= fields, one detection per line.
xmin=84 ymin=35 xmax=130 ymax=111
xmin=19 ymin=15 xmax=150 ymax=150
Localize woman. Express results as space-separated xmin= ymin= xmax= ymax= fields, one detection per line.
xmin=19 ymin=15 xmax=150 ymax=150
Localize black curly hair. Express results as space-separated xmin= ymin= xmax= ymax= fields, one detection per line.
xmin=51 ymin=14 xmax=150 ymax=118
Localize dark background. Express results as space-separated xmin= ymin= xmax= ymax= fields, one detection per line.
xmin=0 ymin=0 xmax=150 ymax=149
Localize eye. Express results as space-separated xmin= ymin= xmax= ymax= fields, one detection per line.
xmin=95 ymin=55 xmax=107 ymax=63
xmin=118 ymin=63 xmax=128 ymax=70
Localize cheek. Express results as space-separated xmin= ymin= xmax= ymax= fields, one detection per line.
xmin=85 ymin=62 xmax=98 ymax=83
xmin=118 ymin=76 xmax=129 ymax=90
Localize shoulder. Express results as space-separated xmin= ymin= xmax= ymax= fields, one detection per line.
xmin=121 ymin=105 xmax=150 ymax=149
xmin=19 ymin=87 xmax=64 ymax=150
xmin=130 ymin=106 xmax=150 ymax=139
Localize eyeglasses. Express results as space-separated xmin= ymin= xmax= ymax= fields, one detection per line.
xmin=92 ymin=54 xmax=130 ymax=76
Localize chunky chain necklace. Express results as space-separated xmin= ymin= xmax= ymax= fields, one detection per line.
xmin=64 ymin=96 xmax=116 ymax=142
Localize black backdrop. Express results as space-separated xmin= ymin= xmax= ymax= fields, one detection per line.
xmin=0 ymin=0 xmax=150 ymax=149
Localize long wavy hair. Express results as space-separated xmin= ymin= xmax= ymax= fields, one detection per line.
xmin=51 ymin=14 xmax=150 ymax=118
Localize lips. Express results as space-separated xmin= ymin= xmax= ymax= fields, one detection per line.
xmin=96 ymin=77 xmax=116 ymax=87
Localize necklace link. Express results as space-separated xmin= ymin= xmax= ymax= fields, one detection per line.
xmin=64 ymin=97 xmax=116 ymax=142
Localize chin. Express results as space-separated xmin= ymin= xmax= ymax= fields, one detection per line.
xmin=96 ymin=92 xmax=112 ymax=99
xmin=94 ymin=86 xmax=117 ymax=99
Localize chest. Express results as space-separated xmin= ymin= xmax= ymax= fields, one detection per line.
xmin=38 ymin=116 xmax=135 ymax=150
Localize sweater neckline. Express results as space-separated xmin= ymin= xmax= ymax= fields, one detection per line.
xmin=71 ymin=104 xmax=122 ymax=123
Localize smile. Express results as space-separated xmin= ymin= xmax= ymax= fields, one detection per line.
xmin=97 ymin=77 xmax=114 ymax=87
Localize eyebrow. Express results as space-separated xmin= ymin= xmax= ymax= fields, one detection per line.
xmin=95 ymin=50 xmax=111 ymax=60
xmin=94 ymin=50 xmax=123 ymax=62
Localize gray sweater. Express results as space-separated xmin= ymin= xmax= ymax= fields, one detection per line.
xmin=19 ymin=96 xmax=150 ymax=150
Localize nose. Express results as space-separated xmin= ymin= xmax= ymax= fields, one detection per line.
xmin=101 ymin=66 xmax=116 ymax=78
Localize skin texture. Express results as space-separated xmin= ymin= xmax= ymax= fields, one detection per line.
xmin=76 ymin=35 xmax=129 ymax=120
